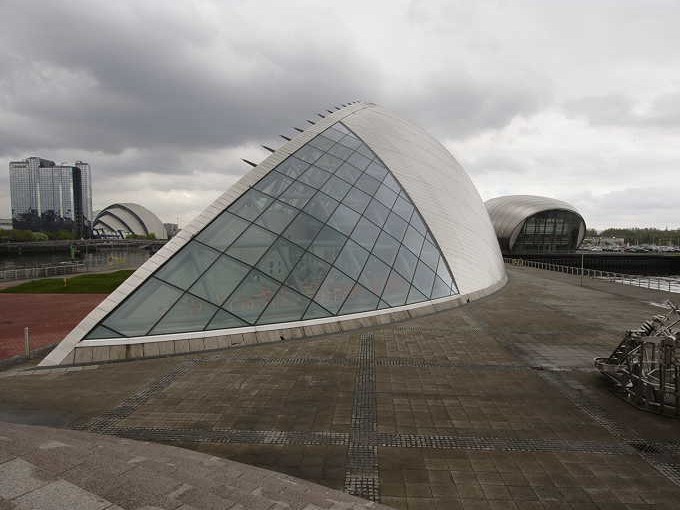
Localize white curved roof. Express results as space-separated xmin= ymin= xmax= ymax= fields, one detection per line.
xmin=94 ymin=203 xmax=167 ymax=240
xmin=485 ymin=195 xmax=585 ymax=251
xmin=42 ymin=102 xmax=506 ymax=367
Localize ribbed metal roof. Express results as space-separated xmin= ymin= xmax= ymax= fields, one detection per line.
xmin=93 ymin=202 xmax=168 ymax=240
xmin=485 ymin=195 xmax=585 ymax=251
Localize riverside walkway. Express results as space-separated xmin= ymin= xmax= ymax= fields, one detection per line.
xmin=2 ymin=266 xmax=680 ymax=508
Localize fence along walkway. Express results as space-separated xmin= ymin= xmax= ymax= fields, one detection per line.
xmin=505 ymin=257 xmax=680 ymax=294
xmin=0 ymin=262 xmax=86 ymax=282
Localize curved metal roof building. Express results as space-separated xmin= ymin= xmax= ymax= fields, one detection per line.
xmin=93 ymin=203 xmax=168 ymax=240
xmin=485 ymin=195 xmax=586 ymax=254
xmin=42 ymin=102 xmax=507 ymax=366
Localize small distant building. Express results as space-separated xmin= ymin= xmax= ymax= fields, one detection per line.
xmin=93 ymin=203 xmax=167 ymax=240
xmin=163 ymin=223 xmax=179 ymax=238
xmin=486 ymin=195 xmax=586 ymax=254
xmin=9 ymin=156 xmax=93 ymax=236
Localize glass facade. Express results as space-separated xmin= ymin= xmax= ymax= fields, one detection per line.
xmin=85 ymin=122 xmax=458 ymax=339
xmin=513 ymin=210 xmax=583 ymax=253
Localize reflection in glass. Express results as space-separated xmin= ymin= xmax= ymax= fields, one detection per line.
xmin=394 ymin=245 xmax=418 ymax=281
xmin=286 ymin=252 xmax=331 ymax=298
xmin=101 ymin=278 xmax=182 ymax=337
xmin=207 ymin=309 xmax=248 ymax=330
xmin=364 ymin=199 xmax=389 ymax=227
xmin=381 ymin=270 xmax=410 ymax=307
xmin=321 ymin=175 xmax=352 ymax=201
xmin=277 ymin=156 xmax=310 ymax=178
xmin=254 ymin=171 xmax=293 ymax=197
xmin=315 ymin=153 xmax=344 ymax=173
xmin=229 ymin=189 xmax=273 ymax=221
xmin=156 ymin=241 xmax=219 ymax=290
xmin=359 ymin=255 xmax=390 ymax=296
xmin=190 ymin=255 xmax=250 ymax=306
xmin=256 ymin=237 xmax=304 ymax=283
xmin=278 ymin=181 xmax=316 ymax=209
xmin=283 ymin=212 xmax=324 ymax=249
xmin=335 ymin=239 xmax=369 ymax=279
xmin=258 ymin=286 xmax=310 ymax=324
xmin=223 ymin=270 xmax=279 ymax=323
xmin=255 ymin=201 xmax=298 ymax=234
xmin=299 ymin=166 xmax=331 ymax=188
xmin=340 ymin=284 xmax=379 ymax=315
xmin=295 ymin=145 xmax=324 ymax=164
xmin=310 ymin=225 xmax=347 ymax=263
xmin=403 ymin=225 xmax=424 ymax=258
xmin=314 ymin=268 xmax=355 ymax=313
xmin=151 ymin=293 xmax=217 ymax=335
xmin=406 ymin=285 xmax=428 ymax=304
xmin=373 ymin=231 xmax=400 ymax=266
xmin=413 ymin=260 xmax=436 ymax=297
xmin=335 ymin=162 xmax=362 ymax=185
xmin=328 ymin=203 xmax=360 ymax=236
xmin=343 ymin=187 xmax=371 ymax=214
xmin=197 ymin=212 xmax=249 ymax=252
xmin=303 ymin=192 xmax=339 ymax=222
xmin=352 ymin=217 xmax=380 ymax=251
xmin=226 ymin=224 xmax=277 ymax=265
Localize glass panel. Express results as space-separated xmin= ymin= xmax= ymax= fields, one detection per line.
xmin=328 ymin=143 xmax=353 ymax=161
xmin=328 ymin=203 xmax=360 ymax=236
xmin=339 ymin=284 xmax=379 ymax=315
xmin=85 ymin=325 xmax=122 ymax=339
xmin=334 ymin=123 xmax=352 ymax=134
xmin=373 ymin=231 xmax=400 ymax=266
xmin=282 ymin=212 xmax=324 ymax=249
xmin=374 ymin=183 xmax=397 ymax=209
xmin=315 ymin=153 xmax=344 ymax=173
xmin=335 ymin=162 xmax=361 ymax=185
xmin=378 ymin=300 xmax=390 ymax=309
xmin=256 ymin=237 xmax=304 ymax=283
xmin=299 ymin=166 xmax=331 ymax=188
xmin=403 ymin=225 xmax=424 ymax=257
xmin=364 ymin=199 xmax=390 ymax=227
xmin=366 ymin=160 xmax=394 ymax=183
xmin=356 ymin=144 xmax=373 ymax=160
xmin=314 ymin=268 xmax=355 ymax=314
xmin=278 ymin=181 xmax=316 ymax=209
xmin=206 ymin=309 xmax=247 ymax=330
xmin=223 ymin=270 xmax=279 ymax=323
xmin=406 ymin=286 xmax=428 ymax=305
xmin=286 ymin=252 xmax=331 ymax=298
xmin=255 ymin=200 xmax=298 ymax=234
xmin=431 ymin=276 xmax=452 ymax=299
xmin=303 ymin=302 xmax=331 ymax=320
xmin=347 ymin=152 xmax=371 ymax=171
xmin=392 ymin=196 xmax=414 ymax=222
xmin=410 ymin=211 xmax=427 ymax=234
xmin=226 ymin=224 xmax=277 ymax=265
xmin=295 ymin=145 xmax=324 ymax=164
xmin=196 ymin=211 xmax=249 ymax=252
xmin=254 ymin=171 xmax=293 ymax=197
xmin=355 ymin=173 xmax=380 ymax=195
xmin=381 ymin=270 xmax=410 ymax=307
xmin=343 ymin=187 xmax=371 ymax=214
xmin=308 ymin=134 xmax=335 ymax=152
xmin=394 ymin=245 xmax=418 ymax=281
xmin=102 ymin=278 xmax=182 ymax=336
xmin=156 ymin=241 xmax=220 ymax=290
xmin=190 ymin=254 xmax=250 ymax=306
xmin=303 ymin=191 xmax=339 ymax=222
xmin=365 ymin=161 xmax=388 ymax=181
xmin=339 ymin=134 xmax=362 ymax=150
xmin=277 ymin=156 xmax=309 ymax=179
xmin=323 ymin=127 xmax=345 ymax=142
xmin=321 ymin=175 xmax=351 ymax=201
xmin=258 ymin=286 xmax=310 ymax=325
xmin=383 ymin=212 xmax=408 ymax=242
xmin=352 ymin=217 xmax=380 ymax=251
xmin=334 ymin=238 xmax=369 ymax=279
xmin=436 ymin=257 xmax=454 ymax=288
xmin=358 ymin=255 xmax=390 ymax=296
xmin=229 ymin=189 xmax=272 ymax=221
xmin=419 ymin=240 xmax=439 ymax=271
xmin=412 ymin=260 xmax=436 ymax=296
xmin=310 ymin=225 xmax=346 ymax=263
xmin=150 ymin=294 xmax=217 ymax=335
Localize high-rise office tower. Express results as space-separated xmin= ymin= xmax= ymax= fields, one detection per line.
xmin=9 ymin=157 xmax=93 ymax=235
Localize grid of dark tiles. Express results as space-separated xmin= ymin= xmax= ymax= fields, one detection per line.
xmin=344 ymin=332 xmax=380 ymax=502
xmin=77 ymin=359 xmax=202 ymax=433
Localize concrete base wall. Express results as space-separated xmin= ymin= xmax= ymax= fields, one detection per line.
xmin=58 ymin=275 xmax=507 ymax=366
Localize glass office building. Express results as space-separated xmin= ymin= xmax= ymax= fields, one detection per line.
xmin=485 ymin=195 xmax=586 ymax=254
xmin=9 ymin=157 xmax=93 ymax=234
xmin=42 ymin=102 xmax=507 ymax=366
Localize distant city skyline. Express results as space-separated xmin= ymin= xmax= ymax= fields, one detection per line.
xmin=1 ymin=1 xmax=679 ymax=230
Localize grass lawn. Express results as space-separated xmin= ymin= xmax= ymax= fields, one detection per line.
xmin=0 ymin=270 xmax=134 ymax=294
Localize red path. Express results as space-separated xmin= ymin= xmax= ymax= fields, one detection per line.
xmin=0 ymin=294 xmax=106 ymax=360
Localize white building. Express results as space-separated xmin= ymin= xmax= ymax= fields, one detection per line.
xmin=42 ymin=102 xmax=507 ymax=366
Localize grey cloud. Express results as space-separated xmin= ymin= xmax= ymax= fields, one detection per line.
xmin=564 ymin=93 xmax=680 ymax=128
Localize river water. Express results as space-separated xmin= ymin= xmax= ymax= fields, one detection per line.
xmin=0 ymin=248 xmax=151 ymax=272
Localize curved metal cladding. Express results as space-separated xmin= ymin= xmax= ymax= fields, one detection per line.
xmin=41 ymin=102 xmax=507 ymax=367
xmin=343 ymin=107 xmax=506 ymax=295
xmin=485 ymin=195 xmax=586 ymax=252
xmin=93 ymin=203 xmax=168 ymax=240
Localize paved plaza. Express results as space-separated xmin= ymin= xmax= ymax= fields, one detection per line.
xmin=2 ymin=266 xmax=680 ymax=508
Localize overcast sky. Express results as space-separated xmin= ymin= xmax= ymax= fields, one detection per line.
xmin=1 ymin=0 xmax=679 ymax=230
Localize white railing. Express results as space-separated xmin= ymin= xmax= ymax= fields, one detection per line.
xmin=0 ymin=262 xmax=87 ymax=282
xmin=504 ymin=257 xmax=680 ymax=293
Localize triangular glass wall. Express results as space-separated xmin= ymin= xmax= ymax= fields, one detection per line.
xmin=84 ymin=122 xmax=458 ymax=339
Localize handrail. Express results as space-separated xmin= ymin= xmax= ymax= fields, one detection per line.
xmin=0 ymin=262 xmax=87 ymax=281
xmin=504 ymin=257 xmax=680 ymax=293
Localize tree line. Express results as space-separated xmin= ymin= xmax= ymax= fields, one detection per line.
xmin=588 ymin=227 xmax=680 ymax=246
